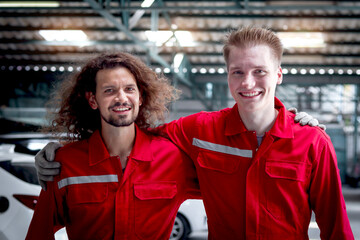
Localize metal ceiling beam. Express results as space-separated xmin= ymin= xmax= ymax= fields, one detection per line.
xmin=2 ymin=4 xmax=360 ymax=11
xmin=83 ymin=0 xmax=193 ymax=87
xmin=79 ymin=5 xmax=360 ymax=11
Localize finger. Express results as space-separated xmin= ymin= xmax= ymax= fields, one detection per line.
xmin=38 ymin=168 xmax=60 ymax=177
xmin=318 ymin=124 xmax=327 ymax=131
xmin=45 ymin=142 xmax=62 ymax=162
xmin=35 ymin=151 xmax=61 ymax=169
xmin=288 ymin=107 xmax=298 ymax=114
xmin=38 ymin=174 xmax=55 ymax=182
xmin=299 ymin=115 xmax=313 ymax=125
xmin=294 ymin=112 xmax=308 ymax=122
xmin=308 ymin=119 xmax=319 ymax=127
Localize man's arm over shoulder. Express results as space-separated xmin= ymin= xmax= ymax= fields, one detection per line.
xmin=153 ymin=113 xmax=202 ymax=155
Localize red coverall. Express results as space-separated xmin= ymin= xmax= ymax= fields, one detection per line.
xmin=26 ymin=126 xmax=200 ymax=240
xmin=157 ymin=97 xmax=354 ymax=240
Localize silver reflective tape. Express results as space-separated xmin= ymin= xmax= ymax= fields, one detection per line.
xmin=192 ymin=138 xmax=252 ymax=158
xmin=58 ymin=174 xmax=118 ymax=189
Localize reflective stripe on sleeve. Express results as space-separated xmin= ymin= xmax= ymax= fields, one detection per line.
xmin=192 ymin=138 xmax=252 ymax=158
xmin=58 ymin=174 xmax=119 ymax=189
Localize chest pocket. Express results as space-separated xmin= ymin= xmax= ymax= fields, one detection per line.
xmin=265 ymin=159 xmax=311 ymax=182
xmin=264 ymin=159 xmax=312 ymax=219
xmin=197 ymin=150 xmax=243 ymax=174
xmin=134 ymin=182 xmax=178 ymax=239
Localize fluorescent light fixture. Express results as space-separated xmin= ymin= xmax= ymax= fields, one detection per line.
xmin=173 ymin=53 xmax=184 ymax=69
xmin=0 ymin=1 xmax=59 ymax=7
xmin=145 ymin=30 xmax=195 ymax=47
xmin=39 ymin=30 xmax=88 ymax=41
xmin=278 ymin=32 xmax=325 ymax=48
xmin=145 ymin=31 xmax=173 ymax=46
xmin=141 ymin=0 xmax=155 ymax=8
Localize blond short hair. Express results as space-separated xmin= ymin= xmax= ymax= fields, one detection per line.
xmin=223 ymin=26 xmax=283 ymax=67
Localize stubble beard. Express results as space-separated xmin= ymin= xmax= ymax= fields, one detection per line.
xmin=101 ymin=113 xmax=137 ymax=127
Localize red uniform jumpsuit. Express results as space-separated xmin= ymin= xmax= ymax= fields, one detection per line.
xmin=157 ymin=97 xmax=354 ymax=240
xmin=26 ymin=126 xmax=200 ymax=240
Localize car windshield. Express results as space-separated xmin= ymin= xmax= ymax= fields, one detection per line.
xmin=0 ymin=160 xmax=39 ymax=185
xmin=0 ymin=118 xmax=51 ymax=186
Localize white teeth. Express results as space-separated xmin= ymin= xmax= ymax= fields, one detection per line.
xmin=241 ymin=92 xmax=260 ymax=97
xmin=114 ymin=107 xmax=130 ymax=111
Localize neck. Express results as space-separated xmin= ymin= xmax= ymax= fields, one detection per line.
xmin=239 ymin=107 xmax=278 ymax=137
xmin=100 ymin=123 xmax=136 ymax=168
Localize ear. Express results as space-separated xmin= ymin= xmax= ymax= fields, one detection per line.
xmin=85 ymin=92 xmax=98 ymax=110
xmin=139 ymin=95 xmax=143 ymax=107
xmin=276 ymin=66 xmax=283 ymax=85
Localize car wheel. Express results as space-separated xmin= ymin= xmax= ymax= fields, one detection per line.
xmin=169 ymin=213 xmax=190 ymax=240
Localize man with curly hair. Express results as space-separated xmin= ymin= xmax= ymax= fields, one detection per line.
xmin=26 ymin=52 xmax=200 ymax=240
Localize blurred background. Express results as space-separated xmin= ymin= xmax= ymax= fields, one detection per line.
xmin=0 ymin=1 xmax=360 ymax=240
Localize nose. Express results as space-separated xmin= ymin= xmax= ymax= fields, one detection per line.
xmin=115 ymin=89 xmax=127 ymax=102
xmin=241 ymin=73 xmax=256 ymax=89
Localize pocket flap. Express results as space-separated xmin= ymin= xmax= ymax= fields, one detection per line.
xmin=68 ymin=184 xmax=108 ymax=204
xmin=134 ymin=182 xmax=177 ymax=200
xmin=265 ymin=160 xmax=311 ymax=182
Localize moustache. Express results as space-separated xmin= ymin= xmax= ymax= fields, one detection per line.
xmin=109 ymin=102 xmax=132 ymax=109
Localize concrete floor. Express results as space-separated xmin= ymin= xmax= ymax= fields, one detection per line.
xmin=189 ymin=185 xmax=360 ymax=240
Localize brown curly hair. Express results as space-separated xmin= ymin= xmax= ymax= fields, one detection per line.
xmin=46 ymin=52 xmax=179 ymax=141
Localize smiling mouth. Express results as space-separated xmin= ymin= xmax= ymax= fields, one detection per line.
xmin=113 ymin=107 xmax=131 ymax=112
xmin=239 ymin=91 xmax=261 ymax=97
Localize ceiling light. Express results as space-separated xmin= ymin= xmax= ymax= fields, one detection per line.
xmin=145 ymin=31 xmax=195 ymax=47
xmin=39 ymin=30 xmax=87 ymax=42
xmin=217 ymin=68 xmax=225 ymax=74
xmin=200 ymin=68 xmax=207 ymax=74
xmin=0 ymin=1 xmax=59 ymax=7
xmin=173 ymin=53 xmax=184 ymax=69
xmin=141 ymin=0 xmax=155 ymax=8
xmin=278 ymin=32 xmax=325 ymax=48
xmin=174 ymin=31 xmax=195 ymax=47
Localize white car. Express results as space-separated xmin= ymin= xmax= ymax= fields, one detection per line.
xmin=0 ymin=140 xmax=67 ymax=240
xmin=170 ymin=199 xmax=208 ymax=240
xmin=0 ymin=144 xmax=41 ymax=240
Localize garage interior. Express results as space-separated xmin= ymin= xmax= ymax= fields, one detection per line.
xmin=0 ymin=1 xmax=360 ymax=239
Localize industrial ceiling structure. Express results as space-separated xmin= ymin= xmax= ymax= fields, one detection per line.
xmin=0 ymin=0 xmax=360 ymax=117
